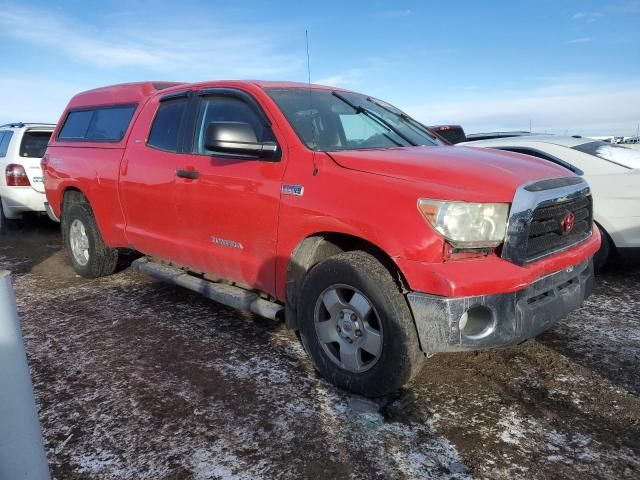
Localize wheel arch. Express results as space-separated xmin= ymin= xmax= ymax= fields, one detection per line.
xmin=61 ymin=186 xmax=89 ymax=213
xmin=284 ymin=232 xmax=408 ymax=331
xmin=60 ymin=187 xmax=90 ymax=244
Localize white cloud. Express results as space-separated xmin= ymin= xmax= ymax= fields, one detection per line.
xmin=572 ymin=11 xmax=602 ymax=22
xmin=373 ymin=9 xmax=412 ymax=18
xmin=0 ymin=4 xmax=302 ymax=78
xmin=405 ymin=81 xmax=640 ymax=137
xmin=567 ymin=37 xmax=592 ymax=44
xmin=315 ymin=69 xmax=364 ymax=88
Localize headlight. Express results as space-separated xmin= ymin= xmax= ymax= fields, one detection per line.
xmin=417 ymin=199 xmax=509 ymax=248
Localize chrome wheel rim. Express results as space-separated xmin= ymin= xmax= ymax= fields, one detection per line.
xmin=69 ymin=219 xmax=90 ymax=266
xmin=314 ymin=284 xmax=383 ymax=373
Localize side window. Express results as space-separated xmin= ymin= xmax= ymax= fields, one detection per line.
xmin=86 ymin=106 xmax=136 ymax=141
xmin=193 ymin=95 xmax=275 ymax=154
xmin=59 ymin=111 xmax=93 ymax=139
xmin=58 ymin=105 xmax=136 ymax=142
xmin=0 ymin=131 xmax=14 ymax=157
xmin=147 ymin=98 xmax=187 ymax=152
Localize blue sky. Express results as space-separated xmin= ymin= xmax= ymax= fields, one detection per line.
xmin=0 ymin=0 xmax=639 ymax=135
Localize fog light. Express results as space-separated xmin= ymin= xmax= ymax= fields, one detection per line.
xmin=459 ymin=305 xmax=495 ymax=338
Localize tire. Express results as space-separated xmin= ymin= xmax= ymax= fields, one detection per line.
xmin=298 ymin=251 xmax=424 ymax=397
xmin=594 ymin=225 xmax=612 ymax=273
xmin=62 ymin=200 xmax=118 ymax=278
xmin=0 ymin=197 xmax=17 ymax=233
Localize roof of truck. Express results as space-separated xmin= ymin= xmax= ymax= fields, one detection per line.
xmin=67 ymin=81 xmax=184 ymax=108
xmin=69 ymin=80 xmax=343 ymax=106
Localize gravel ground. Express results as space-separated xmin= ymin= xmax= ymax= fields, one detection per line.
xmin=2 ymin=217 xmax=639 ymax=480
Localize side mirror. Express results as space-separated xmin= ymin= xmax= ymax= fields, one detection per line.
xmin=204 ymin=121 xmax=278 ymax=159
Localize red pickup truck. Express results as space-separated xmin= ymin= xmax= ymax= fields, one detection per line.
xmin=43 ymin=81 xmax=600 ymax=396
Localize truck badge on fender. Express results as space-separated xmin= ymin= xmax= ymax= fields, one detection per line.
xmin=281 ymin=184 xmax=304 ymax=197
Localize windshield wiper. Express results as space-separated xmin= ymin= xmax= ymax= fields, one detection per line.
xmin=366 ymin=96 xmax=440 ymax=143
xmin=331 ymin=91 xmax=414 ymax=147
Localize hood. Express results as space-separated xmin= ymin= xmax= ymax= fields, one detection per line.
xmin=326 ymin=145 xmax=574 ymax=202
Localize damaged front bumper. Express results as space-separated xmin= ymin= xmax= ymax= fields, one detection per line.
xmin=406 ymin=258 xmax=594 ymax=353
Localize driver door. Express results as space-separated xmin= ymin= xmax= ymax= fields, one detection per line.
xmin=174 ymin=89 xmax=286 ymax=295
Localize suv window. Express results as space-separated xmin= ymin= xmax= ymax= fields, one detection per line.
xmin=147 ymin=98 xmax=187 ymax=152
xmin=193 ymin=95 xmax=275 ymax=154
xmin=20 ymin=131 xmax=52 ymax=158
xmin=58 ymin=105 xmax=136 ymax=142
xmin=0 ymin=131 xmax=14 ymax=157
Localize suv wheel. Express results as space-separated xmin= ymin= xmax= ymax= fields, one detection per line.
xmin=298 ymin=251 xmax=424 ymax=397
xmin=0 ymin=197 xmax=16 ymax=233
xmin=62 ymin=200 xmax=118 ymax=278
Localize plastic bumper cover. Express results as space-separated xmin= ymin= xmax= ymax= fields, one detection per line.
xmin=0 ymin=187 xmax=47 ymax=215
xmin=406 ymin=258 xmax=594 ymax=353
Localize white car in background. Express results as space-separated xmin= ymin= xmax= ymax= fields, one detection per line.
xmin=0 ymin=123 xmax=55 ymax=231
xmin=459 ymin=135 xmax=640 ymax=270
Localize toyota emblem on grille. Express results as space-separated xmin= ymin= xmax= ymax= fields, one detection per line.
xmin=560 ymin=212 xmax=575 ymax=235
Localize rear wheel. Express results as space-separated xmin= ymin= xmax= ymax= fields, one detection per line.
xmin=298 ymin=251 xmax=424 ymax=397
xmin=0 ymin=197 xmax=17 ymax=233
xmin=62 ymin=200 xmax=118 ymax=278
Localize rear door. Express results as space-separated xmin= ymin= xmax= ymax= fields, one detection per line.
xmin=119 ymin=92 xmax=189 ymax=259
xmin=17 ymin=129 xmax=53 ymax=192
xmin=173 ymin=88 xmax=287 ymax=294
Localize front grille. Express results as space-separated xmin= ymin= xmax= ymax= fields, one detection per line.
xmin=525 ymin=194 xmax=592 ymax=260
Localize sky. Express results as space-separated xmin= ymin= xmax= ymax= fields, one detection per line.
xmin=0 ymin=0 xmax=639 ymax=136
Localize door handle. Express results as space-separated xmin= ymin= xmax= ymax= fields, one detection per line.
xmin=176 ymin=168 xmax=199 ymax=180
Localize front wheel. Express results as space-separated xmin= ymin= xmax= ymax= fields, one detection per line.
xmin=594 ymin=225 xmax=612 ymax=273
xmin=298 ymin=251 xmax=424 ymax=397
xmin=62 ymin=201 xmax=118 ymax=278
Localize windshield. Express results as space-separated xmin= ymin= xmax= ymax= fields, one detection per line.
xmin=267 ymin=88 xmax=442 ymax=151
xmin=573 ymin=141 xmax=640 ymax=169
xmin=20 ymin=130 xmax=52 ymax=158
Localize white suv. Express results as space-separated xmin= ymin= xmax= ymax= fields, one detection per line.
xmin=0 ymin=123 xmax=55 ymax=231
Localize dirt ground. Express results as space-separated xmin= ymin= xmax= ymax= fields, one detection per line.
xmin=2 ymin=217 xmax=639 ymax=480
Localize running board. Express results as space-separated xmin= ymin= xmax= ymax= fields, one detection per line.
xmin=131 ymin=257 xmax=284 ymax=320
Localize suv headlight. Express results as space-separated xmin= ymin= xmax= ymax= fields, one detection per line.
xmin=418 ymin=199 xmax=509 ymax=248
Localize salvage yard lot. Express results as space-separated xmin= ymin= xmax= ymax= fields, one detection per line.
xmin=3 ymin=218 xmax=639 ymax=480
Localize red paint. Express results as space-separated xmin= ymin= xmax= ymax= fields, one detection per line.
xmin=44 ymin=80 xmax=599 ymax=302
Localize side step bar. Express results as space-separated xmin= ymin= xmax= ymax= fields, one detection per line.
xmin=131 ymin=257 xmax=284 ymax=320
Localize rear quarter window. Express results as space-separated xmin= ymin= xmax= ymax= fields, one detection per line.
xmin=58 ymin=104 xmax=137 ymax=142
xmin=0 ymin=131 xmax=14 ymax=157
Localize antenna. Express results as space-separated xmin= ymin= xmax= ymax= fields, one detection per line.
xmin=306 ymin=29 xmax=319 ymax=176
xmin=305 ymin=29 xmax=312 ymax=86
